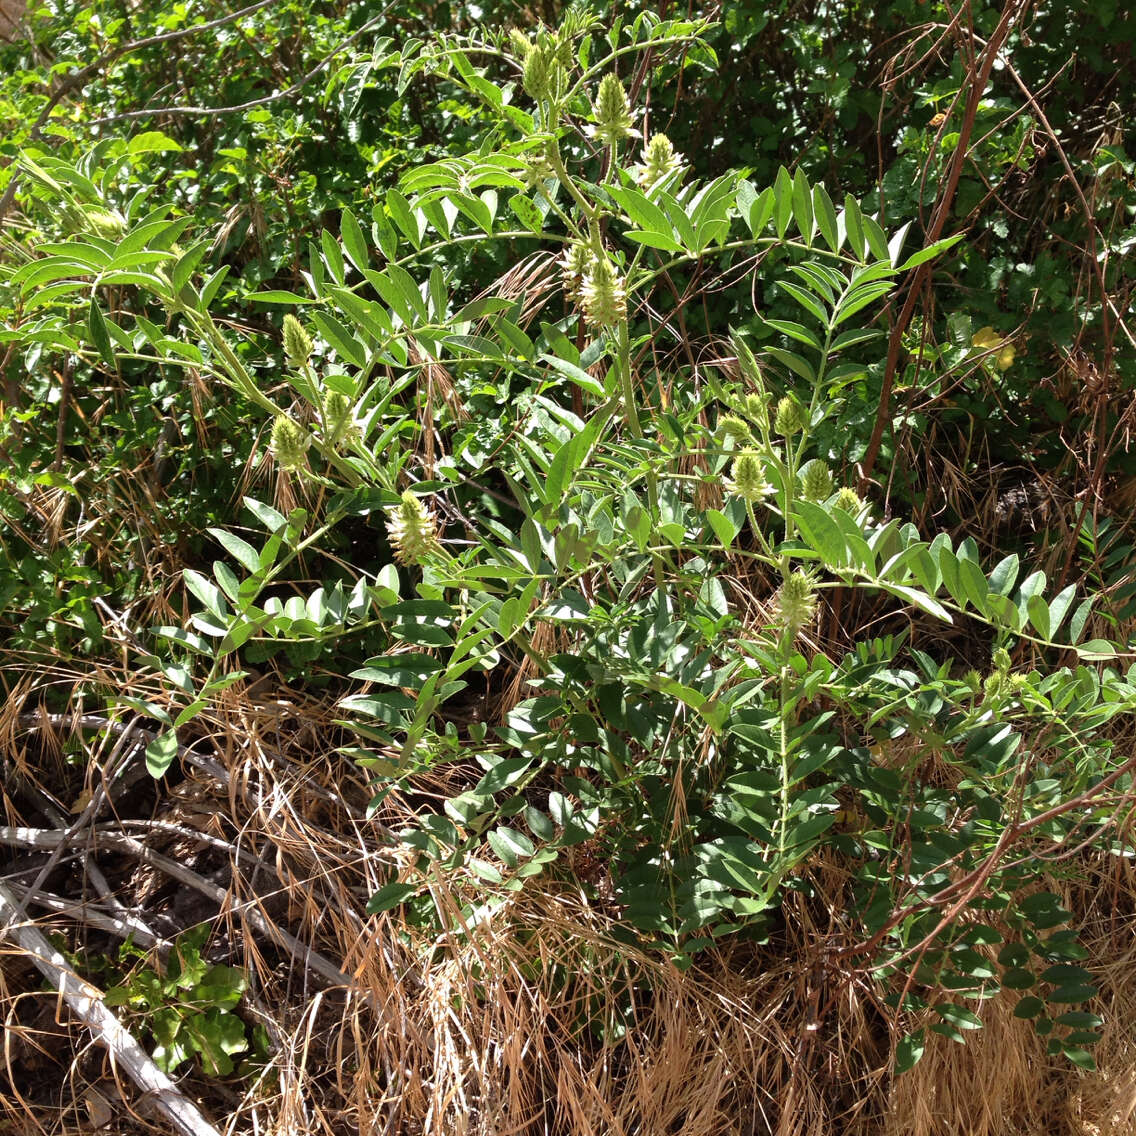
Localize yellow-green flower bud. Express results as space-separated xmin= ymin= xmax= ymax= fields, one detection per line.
xmin=773 ymin=395 xmax=807 ymax=437
xmin=508 ymin=27 xmax=532 ymax=60
xmin=833 ymin=487 xmax=863 ymax=514
xmin=637 ymin=133 xmax=682 ymax=188
xmin=555 ymin=32 xmax=575 ymax=69
xmin=283 ymin=314 xmax=313 ymax=367
xmin=560 ymin=240 xmax=592 ymax=303
xmin=983 ymin=671 xmax=1006 ymax=699
xmin=800 ymin=460 xmax=834 ymax=502
xmin=322 ymin=391 xmax=359 ymax=450
xmin=744 ymin=392 xmax=769 ymax=422
xmin=727 ymin=451 xmax=772 ymax=503
xmin=592 ymin=73 xmax=634 ymax=146
xmin=81 ymin=205 xmax=127 ymax=240
xmin=717 ymin=415 xmax=752 ymax=445
xmin=523 ymin=41 xmax=564 ymax=101
xmin=386 ymin=491 xmax=442 ymax=565
xmin=269 ymin=414 xmax=311 ymax=473
xmin=522 ymin=150 xmax=555 ymax=189
xmin=991 ymin=646 xmax=1012 ymax=673
xmin=523 ymin=42 xmax=553 ymax=100
xmin=777 ymin=570 xmax=818 ymax=637
xmin=581 ymin=255 xmax=626 ymax=329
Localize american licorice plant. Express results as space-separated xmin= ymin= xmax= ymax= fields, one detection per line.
xmin=7 ymin=8 xmax=1135 ymax=1073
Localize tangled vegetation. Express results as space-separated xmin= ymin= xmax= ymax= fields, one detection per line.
xmin=1 ymin=2 xmax=1134 ymax=1134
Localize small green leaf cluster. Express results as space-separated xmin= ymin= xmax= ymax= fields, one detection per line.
xmin=104 ymin=925 xmax=252 ymax=1077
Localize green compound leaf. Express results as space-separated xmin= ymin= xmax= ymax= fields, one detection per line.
xmin=145 ymin=729 xmax=180 ymax=779
xmin=367 ymin=882 xmax=419 ymax=914
xmin=895 ymin=1029 xmax=926 ymax=1073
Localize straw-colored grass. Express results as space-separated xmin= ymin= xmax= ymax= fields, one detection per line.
xmin=2 ymin=677 xmax=1136 ymax=1136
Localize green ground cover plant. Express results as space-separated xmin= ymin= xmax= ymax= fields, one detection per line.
xmin=104 ymin=924 xmax=255 ymax=1077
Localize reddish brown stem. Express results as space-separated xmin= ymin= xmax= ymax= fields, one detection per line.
xmin=858 ymin=0 xmax=1023 ymax=493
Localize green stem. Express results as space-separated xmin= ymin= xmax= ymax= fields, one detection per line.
xmin=180 ymin=304 xmax=366 ymax=487
xmin=635 ymin=238 xmax=863 ymax=293
xmin=793 ymin=323 xmax=835 ymax=471
xmin=777 ymin=662 xmax=793 ymax=860
xmin=545 ymin=136 xmax=598 ymax=225
xmin=744 ymin=499 xmax=776 ymax=560
xmin=614 ymin=319 xmax=641 ymax=439
xmin=613 ymin=319 xmax=667 ymax=590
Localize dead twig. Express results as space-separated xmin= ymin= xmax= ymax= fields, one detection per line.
xmin=0 ymin=824 xmax=359 ymax=992
xmin=0 ymin=879 xmax=223 ymax=1136
xmin=1 ymin=879 xmax=172 ymax=952
xmin=858 ymin=0 xmax=1024 ymax=492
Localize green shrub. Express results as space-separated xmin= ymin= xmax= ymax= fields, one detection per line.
xmin=4 ymin=9 xmax=1134 ymax=1076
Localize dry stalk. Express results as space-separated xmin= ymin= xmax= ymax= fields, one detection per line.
xmin=0 ymin=880 xmax=223 ymax=1136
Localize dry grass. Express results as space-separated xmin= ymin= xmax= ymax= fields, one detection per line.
xmin=2 ymin=672 xmax=1136 ymax=1136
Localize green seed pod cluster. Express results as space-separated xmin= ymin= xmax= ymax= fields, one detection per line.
xmin=386 ymin=490 xmax=442 ymax=566
xmin=592 ymin=74 xmax=634 ymax=145
xmin=581 ymin=255 xmax=626 ymax=329
xmin=833 ymin=487 xmax=863 ymax=514
xmin=800 ymin=460 xmax=834 ymax=502
xmin=638 ymin=133 xmax=682 ymax=188
xmin=773 ymin=395 xmax=807 ymax=437
xmin=777 ymin=570 xmax=818 ymax=637
xmin=727 ymin=451 xmax=771 ymax=503
xmin=283 ymin=314 xmax=313 ymax=367
xmin=269 ymin=414 xmax=311 ymax=473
